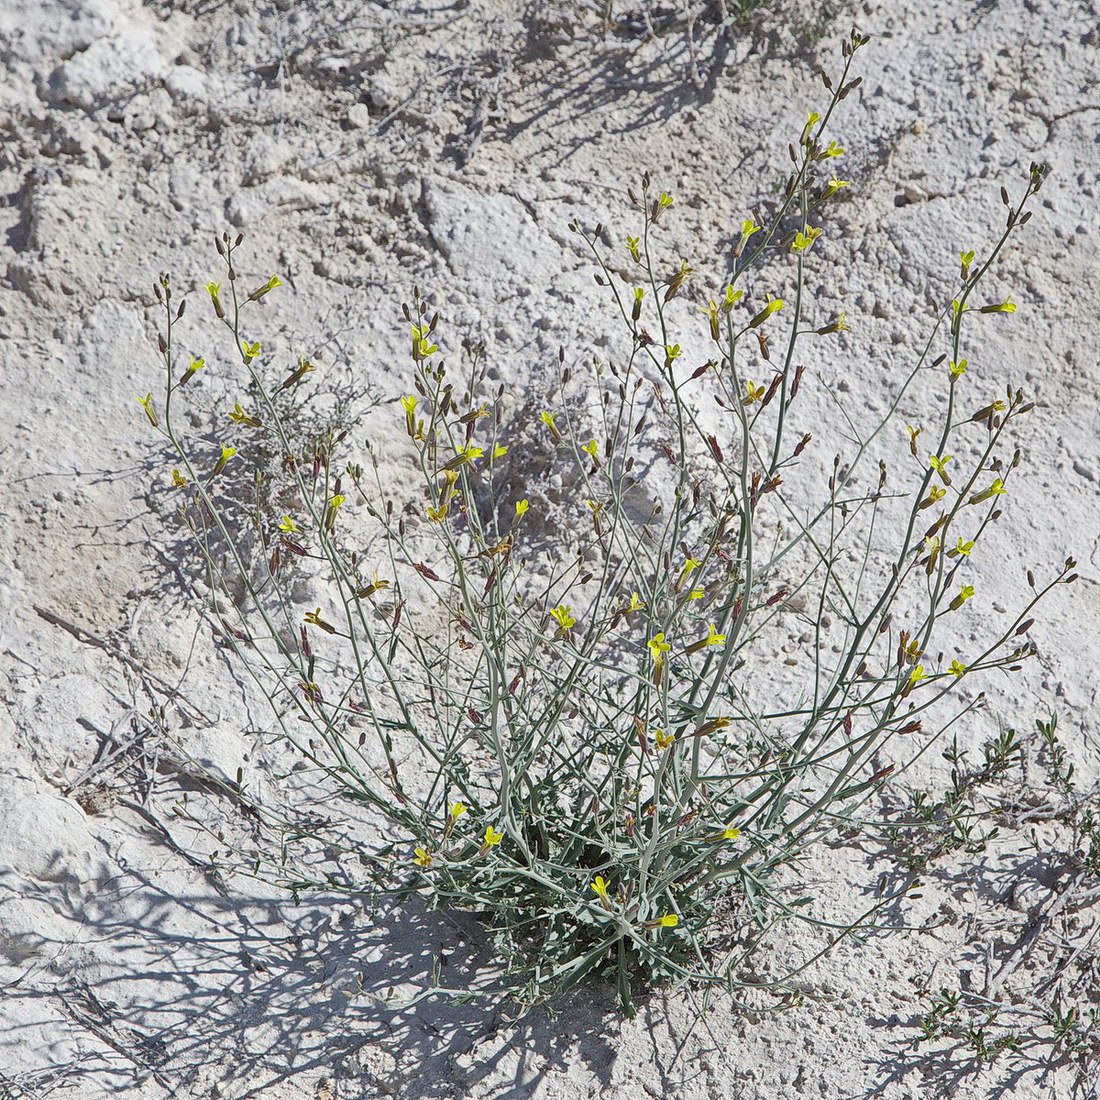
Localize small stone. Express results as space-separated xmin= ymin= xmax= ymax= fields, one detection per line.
xmin=165 ymin=65 xmax=208 ymax=102
xmin=346 ymin=102 xmax=372 ymax=130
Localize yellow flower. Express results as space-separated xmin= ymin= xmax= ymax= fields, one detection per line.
xmin=949 ymin=537 xmax=974 ymax=557
xmin=658 ymin=913 xmax=679 ymax=927
xmin=702 ymin=623 xmax=726 ymax=647
xmin=241 ymin=341 xmax=261 ymax=361
xmin=742 ymin=380 xmax=766 ymax=405
xmin=492 ymin=444 xmax=508 ymax=458
xmin=515 ymin=499 xmax=529 ymax=517
xmin=792 ymin=226 xmax=822 ymax=253
xmin=482 ymin=826 xmax=504 ymax=849
xmin=324 ymin=494 xmax=346 ymax=531
xmin=908 ymin=665 xmax=926 ymax=686
xmin=400 ymin=394 xmax=419 ymax=436
xmin=136 ymin=393 xmax=158 ymax=428
xmin=949 ymin=585 xmax=975 ymax=611
xmin=179 ymin=357 xmax=206 ymax=385
xmin=970 ymin=398 xmax=1008 ymax=423
xmin=825 ymin=175 xmax=850 ymax=195
xmin=171 ymin=468 xmax=187 ymax=487
xmin=654 ymin=729 xmax=675 ymax=749
xmin=822 ymin=140 xmax=845 ymax=158
xmin=928 ymin=454 xmax=952 ymax=484
xmin=949 ymin=359 xmax=968 ymax=377
xmin=723 ymin=284 xmax=744 ymax=310
xmin=248 ymin=274 xmax=282 ymax=301
xmin=357 ymin=577 xmax=390 ymax=597
xmin=582 ymin=439 xmax=599 ymax=457
xmin=278 ymin=515 xmax=299 ymax=533
xmin=590 ymin=876 xmax=611 ymax=902
xmin=959 ymin=250 xmax=976 ymax=280
xmin=449 ymin=802 xmax=467 ymax=819
xmin=647 ymin=633 xmax=671 ymax=661
xmin=626 ymin=236 xmax=640 ymax=261
xmin=722 ymin=826 xmax=741 ymax=840
xmin=549 ymin=605 xmax=576 ymax=630
xmin=979 ymin=297 xmax=1016 ymax=314
xmin=658 ymin=192 xmax=674 ymax=208
xmin=905 ymin=424 xmax=923 ymax=456
xmin=748 ymin=297 xmax=785 ymax=328
xmin=919 ymin=485 xmax=946 ymax=509
xmin=969 ymin=478 xmax=1006 ymax=505
xmin=450 ymin=443 xmax=484 ymax=466
xmin=678 ymin=558 xmax=701 ymax=587
xmin=817 ymin=312 xmax=849 ymax=335
xmin=213 ymin=444 xmax=237 ymax=475
xmin=949 ymin=659 xmax=967 ymax=677
xmin=228 ymin=402 xmax=260 ymax=427
xmin=304 ymin=608 xmax=337 ymax=634
xmin=688 ymin=587 xmax=705 ymax=600
xmin=412 ymin=847 xmax=433 ymax=868
xmin=411 ymin=325 xmax=438 ymax=360
xmin=207 ymin=281 xmax=225 ymax=319
xmin=626 ymin=591 xmax=644 ymax=612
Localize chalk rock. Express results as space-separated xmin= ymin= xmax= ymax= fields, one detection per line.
xmin=0 ymin=772 xmax=94 ymax=884
xmin=0 ymin=0 xmax=113 ymax=103
xmin=19 ymin=673 xmax=119 ymax=778
xmin=226 ymin=177 xmax=327 ymax=227
xmin=164 ymin=63 xmax=208 ymax=103
xmin=422 ymin=179 xmax=562 ymax=286
xmin=45 ymin=14 xmax=166 ymax=109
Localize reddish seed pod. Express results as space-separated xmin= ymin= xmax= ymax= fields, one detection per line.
xmin=790 ymin=364 xmax=806 ymax=399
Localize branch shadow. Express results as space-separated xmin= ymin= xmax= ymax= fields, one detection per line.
xmin=0 ymin=803 xmax=628 ymax=1098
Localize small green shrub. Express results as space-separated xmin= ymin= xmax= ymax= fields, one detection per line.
xmin=141 ymin=31 xmax=1074 ymax=1015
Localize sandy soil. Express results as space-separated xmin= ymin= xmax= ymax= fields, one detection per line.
xmin=1 ymin=1 xmax=1099 ymax=1097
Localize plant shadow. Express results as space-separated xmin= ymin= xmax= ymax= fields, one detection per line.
xmin=0 ymin=814 xmax=629 ymax=1098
